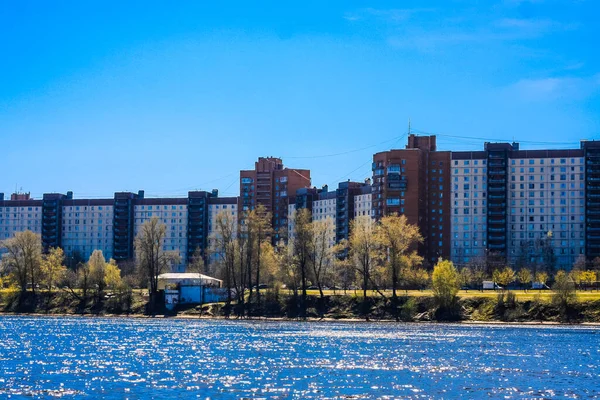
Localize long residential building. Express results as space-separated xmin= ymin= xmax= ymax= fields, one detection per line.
xmin=0 ymin=190 xmax=237 ymax=271
xmin=451 ymin=140 xmax=600 ymax=270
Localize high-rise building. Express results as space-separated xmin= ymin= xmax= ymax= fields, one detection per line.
xmin=451 ymin=141 xmax=593 ymax=270
xmin=372 ymin=135 xmax=451 ymax=264
xmin=240 ymin=157 xmax=310 ymax=241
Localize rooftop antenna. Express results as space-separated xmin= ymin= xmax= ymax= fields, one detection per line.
xmin=408 ymin=118 xmax=411 ymax=135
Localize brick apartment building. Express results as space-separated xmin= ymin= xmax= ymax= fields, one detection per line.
xmin=372 ymin=135 xmax=451 ymax=264
xmin=240 ymin=157 xmax=311 ymax=241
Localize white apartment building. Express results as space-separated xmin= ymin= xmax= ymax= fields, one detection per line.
xmin=451 ymin=158 xmax=488 ymax=264
xmin=61 ymin=203 xmax=114 ymax=261
xmin=0 ymin=204 xmax=41 ymax=240
xmin=207 ymin=199 xmax=238 ymax=267
xmin=451 ymin=145 xmax=586 ymax=271
xmin=354 ymin=193 xmax=373 ymax=218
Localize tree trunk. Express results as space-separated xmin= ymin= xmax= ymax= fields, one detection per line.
xmin=255 ymin=243 xmax=261 ymax=315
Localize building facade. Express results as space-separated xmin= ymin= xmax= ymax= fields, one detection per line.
xmin=451 ymin=141 xmax=595 ymax=271
xmin=240 ymin=157 xmax=311 ymax=242
xmin=372 ymin=135 xmax=451 ymax=264
xmin=0 ymin=190 xmax=236 ymax=271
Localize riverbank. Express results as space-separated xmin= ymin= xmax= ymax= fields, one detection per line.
xmin=3 ymin=289 xmax=600 ymax=323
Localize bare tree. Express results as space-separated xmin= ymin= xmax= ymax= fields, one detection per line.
xmin=309 ymin=217 xmax=334 ymax=300
xmin=1 ymin=230 xmax=42 ymax=293
xmin=349 ymin=216 xmax=378 ymax=318
xmin=135 ymin=217 xmax=180 ymax=313
xmin=210 ymin=211 xmax=237 ymax=316
xmin=292 ymin=208 xmax=313 ymax=319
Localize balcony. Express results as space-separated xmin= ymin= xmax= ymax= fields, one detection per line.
xmin=488 ymin=219 xmax=506 ymax=224
xmin=489 ymin=227 xmax=505 ymax=232
xmin=489 ymin=235 xmax=506 ymax=241
xmin=489 ymin=186 xmax=506 ymax=192
xmin=488 ymin=211 xmax=506 ymax=216
xmin=488 ymin=243 xmax=506 ymax=249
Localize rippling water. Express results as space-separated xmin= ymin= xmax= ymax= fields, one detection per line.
xmin=0 ymin=316 xmax=599 ymax=399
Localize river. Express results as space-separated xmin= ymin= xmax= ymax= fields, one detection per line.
xmin=0 ymin=316 xmax=598 ymax=398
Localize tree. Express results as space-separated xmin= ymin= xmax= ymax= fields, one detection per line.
xmin=88 ymin=250 xmax=107 ymax=295
xmin=1 ymin=230 xmax=42 ymax=293
xmin=493 ymin=267 xmax=515 ymax=290
xmin=309 ymin=217 xmax=334 ymax=300
xmin=459 ymin=266 xmax=473 ymax=289
xmin=41 ymin=247 xmax=66 ymax=293
xmin=431 ymin=259 xmax=460 ymax=309
xmin=77 ymin=262 xmax=92 ymax=306
xmin=104 ymin=259 xmax=123 ymax=290
xmin=349 ymin=216 xmax=378 ymax=318
xmin=580 ymin=270 xmax=596 ymax=290
xmin=573 ymin=254 xmax=587 ymax=271
xmin=466 ymin=257 xmax=487 ymax=291
xmin=552 ymin=270 xmax=576 ymax=312
xmin=246 ymin=204 xmax=272 ymax=314
xmin=210 ymin=211 xmax=238 ymax=315
xmin=135 ymin=217 xmax=181 ymax=312
xmin=516 ymin=268 xmax=532 ymax=290
xmin=540 ymin=231 xmax=556 ymax=272
xmin=374 ymin=214 xmax=422 ymax=301
xmin=187 ymin=247 xmax=205 ymax=275
xmin=535 ymin=271 xmax=548 ymax=288
xmin=292 ymin=208 xmax=313 ymax=318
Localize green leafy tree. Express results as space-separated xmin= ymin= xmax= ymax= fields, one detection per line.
xmin=431 ymin=259 xmax=460 ymax=308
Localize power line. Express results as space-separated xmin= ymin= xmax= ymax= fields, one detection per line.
xmin=282 ymin=135 xmax=404 ymax=159
xmin=411 ymin=128 xmax=581 ymax=146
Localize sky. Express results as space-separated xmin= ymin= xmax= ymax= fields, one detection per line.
xmin=1 ymin=0 xmax=599 ymax=199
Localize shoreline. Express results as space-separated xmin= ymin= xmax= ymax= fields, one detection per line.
xmin=1 ymin=312 xmax=599 ymax=327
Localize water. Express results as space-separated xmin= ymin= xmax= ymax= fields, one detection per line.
xmin=0 ymin=316 xmax=599 ymax=399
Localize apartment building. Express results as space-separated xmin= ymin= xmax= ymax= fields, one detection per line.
xmin=207 ymin=197 xmax=238 ymax=267
xmin=0 ymin=193 xmax=42 ymax=241
xmin=372 ymin=135 xmax=451 ymax=263
xmin=0 ymin=190 xmax=236 ymax=271
xmin=288 ymin=181 xmax=372 ymax=248
xmin=451 ymin=140 xmax=600 ymax=271
xmin=240 ymin=157 xmax=311 ymax=241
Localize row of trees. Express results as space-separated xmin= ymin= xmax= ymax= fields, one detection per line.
xmin=457 ymin=264 xmax=598 ymax=291
xmin=3 ymin=209 xmax=598 ymax=318
xmin=209 ymin=209 xmax=425 ymax=318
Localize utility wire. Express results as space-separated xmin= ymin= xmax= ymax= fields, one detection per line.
xmin=282 ymin=135 xmax=404 ymax=159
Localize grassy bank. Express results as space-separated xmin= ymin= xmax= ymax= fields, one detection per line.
xmin=3 ymin=288 xmax=600 ymax=323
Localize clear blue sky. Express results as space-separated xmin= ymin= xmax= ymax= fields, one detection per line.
xmin=2 ymin=1 xmax=599 ymax=199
